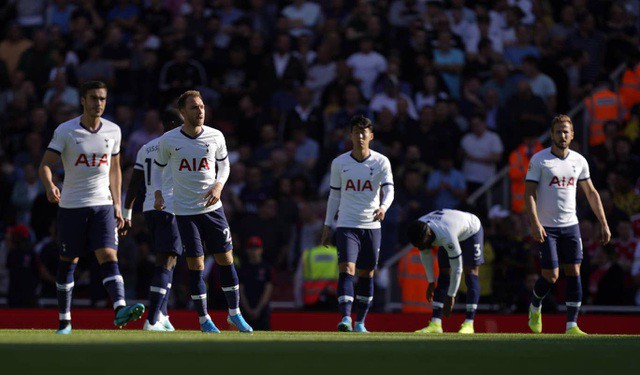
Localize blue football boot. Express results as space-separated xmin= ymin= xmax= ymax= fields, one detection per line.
xmin=227 ymin=314 xmax=254 ymax=333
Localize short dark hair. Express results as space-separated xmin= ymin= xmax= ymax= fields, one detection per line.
xmin=349 ymin=114 xmax=373 ymax=131
xmin=407 ymin=220 xmax=428 ymax=247
xmin=162 ymin=108 xmax=183 ymax=131
xmin=177 ymin=90 xmax=202 ymax=109
xmin=551 ymin=114 xmax=573 ymax=132
xmin=80 ymin=81 xmax=107 ymax=98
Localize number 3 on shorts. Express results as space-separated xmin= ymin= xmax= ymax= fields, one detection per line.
xmin=474 ymin=243 xmax=481 ymax=260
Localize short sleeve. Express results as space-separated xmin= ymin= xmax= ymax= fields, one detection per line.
xmin=381 ymin=157 xmax=394 ymax=187
xmin=525 ymin=155 xmax=541 ymax=183
xmin=155 ymin=136 xmax=170 ymax=167
xmin=134 ymin=146 xmax=145 ymax=171
xmin=47 ymin=126 xmax=66 ymax=155
xmin=215 ymin=134 xmax=228 ymax=161
xmin=329 ymin=159 xmax=341 ymax=191
xmin=578 ymin=156 xmax=590 ymax=181
xmin=112 ymin=126 xmax=122 ymax=156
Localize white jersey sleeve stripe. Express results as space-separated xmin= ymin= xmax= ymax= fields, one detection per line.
xmin=381 ymin=182 xmax=393 ymax=186
xmin=154 ymin=160 xmax=167 ymax=167
xmin=330 ymin=186 xmax=340 ymax=190
xmin=134 ymin=163 xmax=143 ymax=170
xmin=216 ymin=154 xmax=228 ymax=161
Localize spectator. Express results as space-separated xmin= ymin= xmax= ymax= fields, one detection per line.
xmin=5 ymin=225 xmax=38 ymax=307
xmin=426 ymin=154 xmax=467 ymax=210
xmin=460 ymin=112 xmax=504 ymax=194
xmin=346 ymin=36 xmax=387 ymax=100
xmin=522 ymin=56 xmax=557 ymax=113
xmin=0 ymin=23 xmax=33 ymax=74
xmin=10 ymin=163 xmax=43 ymax=225
xmin=239 ymin=236 xmax=274 ymax=330
xmin=433 ymin=31 xmax=465 ymax=99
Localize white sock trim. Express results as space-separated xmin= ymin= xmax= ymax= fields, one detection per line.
xmin=566 ymin=322 xmax=578 ymax=330
xmin=199 ymin=314 xmax=211 ymax=325
xmin=566 ymin=301 xmax=582 ymax=307
xmin=222 ymin=285 xmax=239 ymax=292
xmin=432 ymin=301 xmax=444 ymax=308
xmin=466 ymin=304 xmax=478 ymax=311
xmin=113 ymin=300 xmax=126 ymax=309
xmin=59 ymin=312 xmax=71 ymax=320
xmin=166 ymin=283 xmax=172 ymax=289
xmin=338 ymin=295 xmax=354 ymax=303
xmin=431 ymin=318 xmax=442 ymax=324
xmin=191 ymin=294 xmax=207 ymax=300
xmin=150 ymin=286 xmax=167 ymax=295
xmin=530 ymin=304 xmax=541 ymax=313
xmin=56 ymin=282 xmax=74 ymax=291
xmin=355 ymin=295 xmax=373 ymax=303
xmin=228 ymin=308 xmax=240 ymax=316
xmin=103 ymin=275 xmax=124 ymax=285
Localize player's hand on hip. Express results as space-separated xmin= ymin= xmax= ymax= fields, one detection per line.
xmin=45 ymin=186 xmax=61 ymax=204
xmin=426 ymin=283 xmax=435 ymax=302
xmin=154 ymin=191 xmax=165 ymax=211
xmin=443 ymin=295 xmax=455 ymax=317
xmin=531 ymin=223 xmax=547 ymax=243
xmin=204 ymin=183 xmax=223 ymax=207
xmin=120 ymin=219 xmax=131 ymax=237
xmin=373 ymin=207 xmax=386 ymax=221
xmin=320 ymin=225 xmax=332 ymax=247
xmin=600 ymin=224 xmax=611 ymax=245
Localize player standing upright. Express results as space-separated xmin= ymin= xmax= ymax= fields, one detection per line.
xmin=153 ymin=90 xmax=252 ymax=333
xmin=121 ymin=109 xmax=183 ymax=331
xmin=321 ymin=115 xmax=394 ymax=332
xmin=407 ymin=209 xmax=484 ymax=334
xmin=525 ymin=114 xmax=610 ymax=335
xmin=39 ymin=81 xmax=145 ymax=334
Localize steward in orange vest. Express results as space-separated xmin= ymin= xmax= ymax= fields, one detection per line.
xmin=584 ymin=78 xmax=624 ymax=147
xmin=619 ymin=57 xmax=640 ymax=113
xmin=398 ymin=247 xmax=439 ymax=313
xmin=508 ymin=135 xmax=543 ymax=214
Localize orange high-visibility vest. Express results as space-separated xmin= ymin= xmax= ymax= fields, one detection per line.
xmin=398 ymin=247 xmax=439 ymax=313
xmin=508 ymin=141 xmax=543 ymax=214
xmin=584 ymin=89 xmax=624 ymax=147
xmin=619 ymin=63 xmax=640 ymax=113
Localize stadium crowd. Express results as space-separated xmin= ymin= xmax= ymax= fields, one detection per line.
xmin=0 ymin=0 xmax=640 ymax=316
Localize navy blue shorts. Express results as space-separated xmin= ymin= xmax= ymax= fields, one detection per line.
xmin=144 ymin=210 xmax=183 ymax=256
xmin=437 ymin=227 xmax=485 ymax=268
xmin=57 ymin=205 xmax=118 ymax=258
xmin=335 ymin=227 xmax=381 ymax=270
xmin=540 ymin=224 xmax=583 ymax=269
xmin=176 ymin=207 xmax=233 ymax=257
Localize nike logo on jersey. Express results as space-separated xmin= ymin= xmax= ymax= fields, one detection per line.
xmin=343 ymin=169 xmax=351 ymax=172
xmin=75 ymin=139 xmax=84 ymax=144
xmin=175 ymin=147 xmax=183 ymax=151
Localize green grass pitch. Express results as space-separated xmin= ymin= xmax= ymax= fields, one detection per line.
xmin=1 ymin=330 xmax=639 ymax=374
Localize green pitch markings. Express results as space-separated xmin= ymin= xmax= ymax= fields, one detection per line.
xmin=0 ymin=330 xmax=638 ymax=374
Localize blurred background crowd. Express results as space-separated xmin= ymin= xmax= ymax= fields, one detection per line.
xmin=0 ymin=0 xmax=639 ymax=317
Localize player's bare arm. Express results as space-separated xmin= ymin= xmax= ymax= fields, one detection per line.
xmin=120 ymin=168 xmax=144 ymax=236
xmin=204 ymin=182 xmax=224 ymax=207
xmin=154 ymin=190 xmax=165 ymax=211
xmin=579 ymin=179 xmax=611 ymax=244
xmin=320 ymin=225 xmax=332 ymax=247
xmin=39 ymin=150 xmax=62 ymax=204
xmin=524 ymin=181 xmax=546 ymax=242
xmin=443 ymin=295 xmax=456 ymax=317
xmin=109 ymin=153 xmax=124 ymax=229
xmin=373 ymin=207 xmax=386 ymax=221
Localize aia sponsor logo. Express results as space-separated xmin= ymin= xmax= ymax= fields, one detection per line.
xmin=179 ymin=158 xmax=210 ymax=171
xmin=548 ymin=176 xmax=575 ymax=188
xmin=75 ymin=153 xmax=109 ymax=167
xmin=345 ymin=179 xmax=373 ymax=191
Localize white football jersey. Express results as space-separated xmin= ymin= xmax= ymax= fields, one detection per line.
xmin=155 ymin=126 xmax=227 ymax=215
xmin=134 ymin=137 xmax=174 ymax=213
xmin=417 ymin=209 xmax=481 ymax=258
xmin=329 ymin=150 xmax=394 ymax=229
xmin=525 ymin=148 xmax=590 ymax=228
xmin=47 ymin=116 xmax=121 ymax=209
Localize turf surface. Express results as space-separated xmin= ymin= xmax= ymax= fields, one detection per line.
xmin=1 ymin=330 xmax=638 ymax=374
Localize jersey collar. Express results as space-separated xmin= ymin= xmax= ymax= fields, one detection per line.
xmin=349 ymin=152 xmax=371 ymax=163
xmin=550 ymin=148 xmax=570 ymax=160
xmin=79 ymin=121 xmax=103 ymax=134
xmin=180 ymin=128 xmax=204 ymax=139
